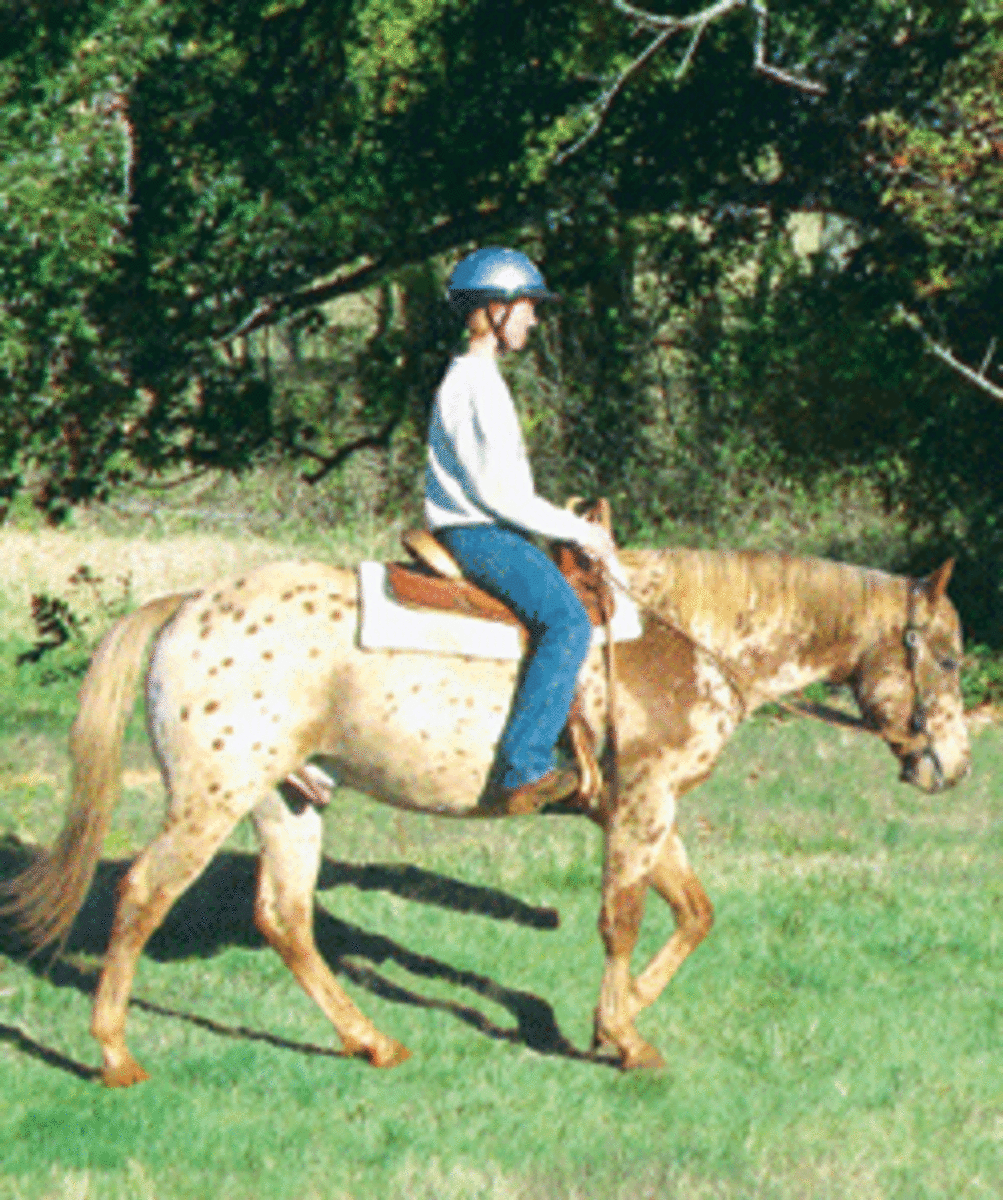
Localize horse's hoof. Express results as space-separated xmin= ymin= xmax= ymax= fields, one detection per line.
xmin=101 ymin=1056 xmax=150 ymax=1088
xmin=591 ymin=1010 xmax=616 ymax=1054
xmin=367 ymin=1040 xmax=412 ymax=1069
xmin=619 ymin=1040 xmax=665 ymax=1072
xmin=344 ymin=1037 xmax=412 ymax=1068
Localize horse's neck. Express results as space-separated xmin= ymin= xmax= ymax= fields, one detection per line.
xmin=625 ymin=549 xmax=907 ymax=703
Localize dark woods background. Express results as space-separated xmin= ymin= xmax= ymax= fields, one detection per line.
xmin=1 ymin=0 xmax=1002 ymax=642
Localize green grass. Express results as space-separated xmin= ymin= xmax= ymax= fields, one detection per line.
xmin=0 ymin=510 xmax=999 ymax=1197
xmin=0 ymin=700 xmax=1001 ymax=1199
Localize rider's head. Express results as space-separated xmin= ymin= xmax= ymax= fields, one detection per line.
xmin=447 ymin=248 xmax=557 ymax=353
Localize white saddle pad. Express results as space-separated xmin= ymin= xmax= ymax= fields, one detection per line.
xmin=357 ymin=561 xmax=643 ymax=660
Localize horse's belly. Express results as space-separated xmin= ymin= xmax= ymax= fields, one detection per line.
xmin=327 ymin=651 xmax=518 ymax=815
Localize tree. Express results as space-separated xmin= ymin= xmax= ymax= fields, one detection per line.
xmin=0 ymin=0 xmax=985 ymax=520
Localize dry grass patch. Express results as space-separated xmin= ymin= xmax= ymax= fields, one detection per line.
xmin=0 ymin=530 xmax=305 ymax=637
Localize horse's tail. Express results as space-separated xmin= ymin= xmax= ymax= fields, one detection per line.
xmin=0 ymin=592 xmax=193 ymax=955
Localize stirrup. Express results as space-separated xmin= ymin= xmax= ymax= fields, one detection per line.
xmin=568 ymin=707 xmax=602 ymax=805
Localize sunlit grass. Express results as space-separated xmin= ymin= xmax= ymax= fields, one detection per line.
xmin=0 ymin=711 xmax=1000 ymax=1198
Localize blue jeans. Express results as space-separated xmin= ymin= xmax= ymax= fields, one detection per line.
xmin=436 ymin=524 xmax=593 ymax=789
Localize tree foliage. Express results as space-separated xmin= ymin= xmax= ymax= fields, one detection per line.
xmin=0 ymin=0 xmax=1001 ymax=643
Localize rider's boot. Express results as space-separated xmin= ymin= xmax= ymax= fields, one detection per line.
xmin=491 ymin=767 xmax=580 ymax=816
xmin=485 ymin=694 xmax=604 ymax=818
xmin=539 ymin=694 xmax=607 ymax=821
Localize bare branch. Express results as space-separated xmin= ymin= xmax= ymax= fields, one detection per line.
xmin=217 ymin=201 xmax=532 ymax=344
xmin=979 ymin=336 xmax=997 ymax=377
xmin=295 ymin=415 xmax=401 ymax=485
xmin=677 ymin=20 xmax=709 ymax=78
xmin=748 ymin=0 xmax=828 ymax=93
xmin=553 ymin=27 xmax=674 ymax=166
xmin=898 ymin=306 xmax=1003 ymax=405
xmin=129 ymin=467 xmax=215 ymax=492
xmin=612 ymin=0 xmax=744 ymax=30
xmin=556 ymin=0 xmax=827 ymax=164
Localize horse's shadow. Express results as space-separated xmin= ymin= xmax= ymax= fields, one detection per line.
xmin=0 ymin=835 xmax=607 ymax=1077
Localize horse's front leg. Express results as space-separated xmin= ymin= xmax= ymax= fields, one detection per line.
xmin=625 ymin=823 xmax=713 ymax=1024
xmin=594 ymin=784 xmax=679 ymax=1070
xmin=594 ymin=816 xmax=714 ymax=1066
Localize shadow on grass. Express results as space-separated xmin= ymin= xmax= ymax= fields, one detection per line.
xmin=0 ymin=836 xmax=608 ymax=1076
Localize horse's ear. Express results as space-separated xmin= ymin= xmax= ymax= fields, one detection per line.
xmin=923 ymin=558 xmax=955 ymax=604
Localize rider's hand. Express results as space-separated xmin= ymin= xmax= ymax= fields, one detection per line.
xmin=576 ymin=521 xmax=617 ymax=567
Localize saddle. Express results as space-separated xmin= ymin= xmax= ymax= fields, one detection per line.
xmin=386 ymin=500 xmax=616 ymax=632
xmin=384 ymin=500 xmax=618 ymax=819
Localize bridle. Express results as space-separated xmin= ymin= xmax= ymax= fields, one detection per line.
xmin=900 ymin=581 xmax=947 ymax=790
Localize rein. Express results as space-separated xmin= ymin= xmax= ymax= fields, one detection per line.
xmin=600 ymin=565 xmax=929 ymax=742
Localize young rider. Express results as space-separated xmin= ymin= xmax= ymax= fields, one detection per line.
xmin=425 ymin=247 xmax=617 ymax=813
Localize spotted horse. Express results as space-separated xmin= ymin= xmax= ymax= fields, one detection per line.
xmin=0 ymin=549 xmax=970 ymax=1085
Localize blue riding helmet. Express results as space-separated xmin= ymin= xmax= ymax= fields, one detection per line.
xmin=446 ymin=247 xmax=558 ymax=318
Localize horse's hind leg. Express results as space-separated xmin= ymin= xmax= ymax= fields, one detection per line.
xmin=92 ymin=806 xmax=241 ymax=1087
xmin=251 ymin=791 xmax=411 ymax=1068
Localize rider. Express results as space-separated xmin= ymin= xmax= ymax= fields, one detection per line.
xmin=425 ymin=247 xmax=617 ymax=813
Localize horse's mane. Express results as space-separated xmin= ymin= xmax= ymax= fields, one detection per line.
xmin=622 ymin=548 xmax=908 ymax=652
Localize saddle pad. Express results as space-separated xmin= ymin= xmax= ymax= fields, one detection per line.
xmin=357 ymin=561 xmax=642 ymax=660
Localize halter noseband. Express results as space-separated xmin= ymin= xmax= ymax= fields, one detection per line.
xmin=901 ymin=582 xmax=946 ymax=789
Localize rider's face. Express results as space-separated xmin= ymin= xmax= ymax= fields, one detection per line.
xmin=492 ymin=299 xmax=538 ymax=352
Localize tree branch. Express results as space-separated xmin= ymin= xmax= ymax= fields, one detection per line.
xmin=556 ymin=0 xmax=827 ymax=164
xmin=295 ymin=415 xmax=401 ymax=485
xmin=554 ymin=27 xmax=675 ymax=166
xmin=898 ymin=306 xmax=1003 ymax=405
xmin=748 ymin=1 xmax=827 ymax=95
xmin=218 ymin=202 xmax=534 ymax=343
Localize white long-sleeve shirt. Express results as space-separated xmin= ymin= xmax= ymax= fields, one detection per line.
xmin=424 ymin=354 xmax=593 ymax=543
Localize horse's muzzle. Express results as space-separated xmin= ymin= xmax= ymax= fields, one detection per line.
xmin=899 ymin=745 xmax=968 ymax=792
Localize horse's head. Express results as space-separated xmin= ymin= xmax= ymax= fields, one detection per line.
xmin=851 ymin=560 xmax=970 ymax=792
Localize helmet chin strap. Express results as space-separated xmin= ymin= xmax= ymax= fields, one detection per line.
xmin=487 ymin=302 xmax=514 ymax=354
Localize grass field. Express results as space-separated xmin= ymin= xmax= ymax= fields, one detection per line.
xmin=0 ymin=523 xmax=1001 ymax=1199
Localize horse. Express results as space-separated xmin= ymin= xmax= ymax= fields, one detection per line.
xmin=0 ymin=548 xmax=970 ymax=1086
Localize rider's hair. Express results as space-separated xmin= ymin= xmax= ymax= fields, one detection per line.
xmin=466 ymin=308 xmax=493 ymax=337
